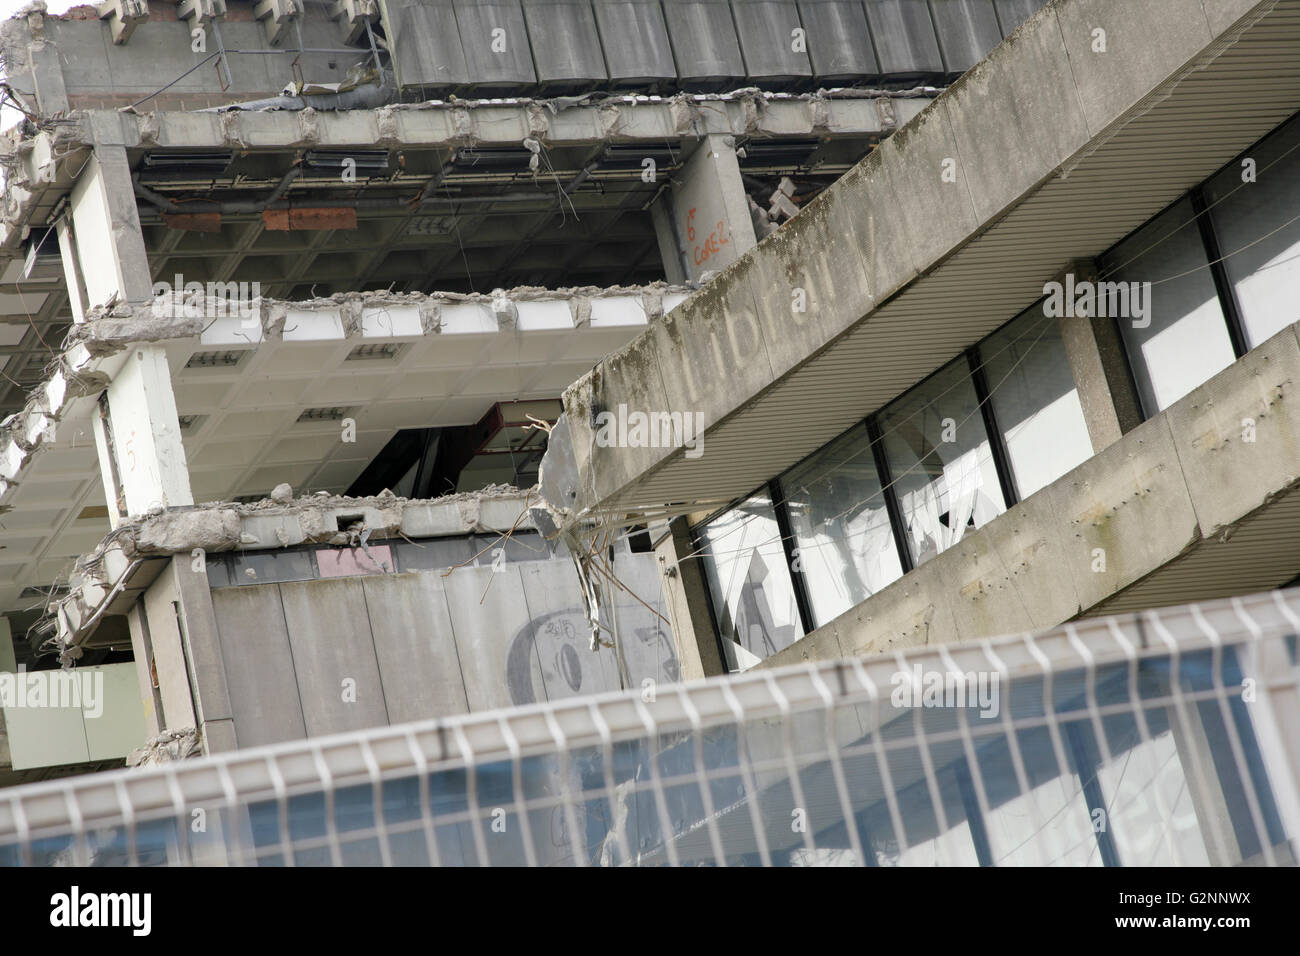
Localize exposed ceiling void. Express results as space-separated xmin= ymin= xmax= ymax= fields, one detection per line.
xmin=0 ymin=287 xmax=675 ymax=616
xmin=347 ymin=399 xmax=561 ymax=499
xmin=0 ymin=256 xmax=71 ymax=419
xmin=131 ymin=136 xmax=878 ymax=298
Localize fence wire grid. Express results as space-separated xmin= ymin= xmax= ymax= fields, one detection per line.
xmin=2 ymin=588 xmax=1299 ymax=866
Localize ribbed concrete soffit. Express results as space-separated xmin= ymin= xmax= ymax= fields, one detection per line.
xmin=550 ymin=0 xmax=1300 ymax=520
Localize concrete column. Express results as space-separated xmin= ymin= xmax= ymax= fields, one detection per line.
xmin=654 ymin=517 xmax=726 ymax=681
xmin=650 ymin=200 xmax=689 ymax=284
xmin=91 ymin=345 xmax=194 ymax=525
xmin=125 ymin=605 xmax=165 ymax=740
xmin=1167 ymin=701 xmax=1244 ymax=866
xmin=1055 ymin=258 xmax=1144 ymax=454
xmin=0 ymin=617 xmax=15 ymax=673
xmin=27 ymin=40 xmax=70 ymax=116
xmin=55 ymin=218 xmax=89 ymax=324
xmin=170 ymin=557 xmax=239 ymax=754
xmin=68 ymin=145 xmax=154 ymax=310
xmin=652 ymin=133 xmax=759 ymax=282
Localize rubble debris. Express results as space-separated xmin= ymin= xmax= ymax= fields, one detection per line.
xmin=126 ymin=727 xmax=200 ymax=768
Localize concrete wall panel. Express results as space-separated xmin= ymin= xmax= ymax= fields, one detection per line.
xmin=142 ymin=569 xmax=196 ymax=732
xmin=797 ymin=0 xmax=880 ymax=82
xmin=662 ymin=0 xmax=746 ymax=88
xmin=452 ymin=0 xmax=537 ymax=89
xmin=1166 ymin=324 xmax=1300 ymax=536
xmin=1045 ymin=415 xmax=1200 ymax=613
xmin=744 ymin=230 xmax=840 ymax=382
xmin=523 ymin=0 xmax=608 ymax=91
xmin=280 ymin=579 xmax=389 ymax=737
xmin=871 ymin=102 xmax=981 ymax=276
xmin=41 ymin=15 xmax=360 ymax=107
xmin=1054 ymin=0 xmax=1213 ymax=138
xmin=993 ymin=0 xmax=1046 ymax=35
xmin=651 ymin=264 xmax=775 ymax=438
xmin=731 ymin=0 xmax=814 ymax=84
xmin=975 ymin=485 xmax=1084 ymax=630
xmin=762 ymin=615 xmax=845 ymax=667
xmin=1202 ymin=0 xmax=1273 ymax=37
xmin=381 ymin=0 xmax=470 ymax=90
xmin=362 ymin=572 xmax=471 ymax=720
xmin=443 ymin=565 xmax=543 ymax=711
xmin=609 ymin=553 xmax=680 ymax=688
xmin=814 ymin=154 xmax=921 ymax=322
xmin=211 ymin=585 xmax=307 ymax=747
xmin=938 ymin=7 xmax=1091 ymax=224
xmin=517 ymin=561 xmax=624 ymax=702
xmin=862 ymin=0 xmax=944 ymax=80
xmin=929 ymin=0 xmax=1004 ymax=77
xmin=568 ymin=334 xmax=674 ymax=506
xmin=592 ymin=0 xmax=678 ymax=86
xmin=832 ymin=556 xmax=958 ymax=655
xmin=927 ymin=522 xmax=1037 ymax=641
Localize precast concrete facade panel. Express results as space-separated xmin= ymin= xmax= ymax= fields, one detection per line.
xmin=1 ymin=1 xmax=1055 ymax=111
xmin=796 ymin=0 xmax=881 ymax=82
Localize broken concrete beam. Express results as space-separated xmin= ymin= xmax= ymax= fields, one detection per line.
xmin=478 ymin=496 xmax=532 ymax=532
xmin=238 ymin=512 xmax=306 ymax=549
xmin=132 ymin=509 xmax=242 ymax=555
xmin=64 ymin=281 xmax=696 ymax=355
xmin=399 ymin=500 xmax=474 ymax=538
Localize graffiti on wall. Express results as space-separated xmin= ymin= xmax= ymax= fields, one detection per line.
xmin=505 ymin=607 xmax=679 ymax=706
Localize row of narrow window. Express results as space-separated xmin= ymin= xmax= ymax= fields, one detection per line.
xmin=696 ymin=109 xmax=1300 ymax=672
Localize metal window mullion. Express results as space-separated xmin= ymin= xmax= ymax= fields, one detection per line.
xmin=1192 ymin=606 xmax=1278 ymax=865
xmin=866 ymin=416 xmax=914 ymax=574
xmin=1104 ymin=619 xmax=1185 ymax=866
xmin=1063 ymin=720 xmax=1121 ymax=867
xmin=690 ymin=524 xmax=736 ymax=674
xmin=770 ymin=479 xmax=816 ymax=637
xmin=967 ymin=348 xmax=1020 ymax=509
xmin=1191 ymin=186 xmax=1250 ymax=359
xmin=1146 ymin=612 xmax=1236 ymax=865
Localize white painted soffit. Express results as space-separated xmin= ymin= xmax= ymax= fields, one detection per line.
xmin=0 ymin=286 xmax=689 ymax=615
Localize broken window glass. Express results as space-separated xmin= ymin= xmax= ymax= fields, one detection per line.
xmin=779 ymin=425 xmax=903 ymax=628
xmin=879 ymin=358 xmax=1006 ymax=567
xmin=698 ymin=494 xmax=805 ymax=670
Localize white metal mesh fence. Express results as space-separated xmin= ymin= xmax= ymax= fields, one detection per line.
xmin=2 ymin=588 xmax=1299 ymax=866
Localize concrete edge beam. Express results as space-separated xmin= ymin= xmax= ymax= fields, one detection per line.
xmin=71 ymin=282 xmax=695 ymax=354
xmin=541 ymin=0 xmax=1281 ymax=523
xmin=97 ymin=93 xmax=903 ymax=149
xmin=46 ymin=488 xmax=543 ymax=654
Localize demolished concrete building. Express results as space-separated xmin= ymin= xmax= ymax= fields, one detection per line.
xmin=0 ymin=1 xmax=1064 ymax=781
xmin=539 ymin=0 xmax=1300 ymax=693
